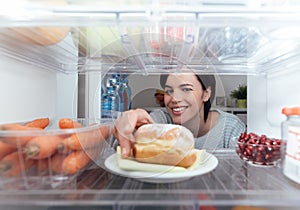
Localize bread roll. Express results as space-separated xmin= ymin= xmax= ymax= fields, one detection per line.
xmin=133 ymin=124 xmax=197 ymax=168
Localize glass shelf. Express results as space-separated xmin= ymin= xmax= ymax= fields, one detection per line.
xmin=0 ymin=149 xmax=299 ymax=209
xmin=1 ymin=0 xmax=300 ymax=75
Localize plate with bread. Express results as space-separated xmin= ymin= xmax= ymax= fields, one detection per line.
xmin=105 ymin=124 xmax=218 ymax=183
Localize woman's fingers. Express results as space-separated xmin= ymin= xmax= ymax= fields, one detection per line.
xmin=112 ymin=122 xmax=134 ymax=158
xmin=113 ymin=109 xmax=153 ymax=157
xmin=135 ymin=109 xmax=154 ymax=126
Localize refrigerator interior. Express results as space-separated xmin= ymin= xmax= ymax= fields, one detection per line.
xmin=0 ymin=0 xmax=300 ymax=209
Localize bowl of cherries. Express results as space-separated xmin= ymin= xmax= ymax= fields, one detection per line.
xmin=235 ymin=132 xmax=282 ymax=166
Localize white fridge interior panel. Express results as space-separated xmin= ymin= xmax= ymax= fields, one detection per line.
xmin=55 ymin=32 xmax=79 ymax=119
xmin=85 ymin=71 xmax=102 ymax=120
xmin=0 ymin=31 xmax=79 ymax=122
xmin=266 ymin=67 xmax=300 ymax=124
xmin=56 ymin=73 xmax=78 ymax=119
xmin=248 ymin=75 xmax=273 ymax=136
xmin=0 ymin=55 xmax=57 ymax=123
xmin=248 ymin=66 xmax=300 ymax=138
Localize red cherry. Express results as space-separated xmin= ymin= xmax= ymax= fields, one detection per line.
xmin=236 ymin=132 xmax=282 ymax=165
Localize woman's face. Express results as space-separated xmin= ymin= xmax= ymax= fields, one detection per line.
xmin=164 ymin=74 xmax=210 ymax=125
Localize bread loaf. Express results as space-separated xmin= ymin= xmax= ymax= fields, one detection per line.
xmin=133 ymin=124 xmax=197 ymax=168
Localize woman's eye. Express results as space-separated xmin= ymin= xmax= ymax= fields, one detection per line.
xmin=164 ymin=89 xmax=173 ymax=95
xmin=182 ymin=88 xmax=193 ymax=92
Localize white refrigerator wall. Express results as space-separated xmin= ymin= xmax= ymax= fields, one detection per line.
xmin=0 ymin=34 xmax=78 ymax=123
xmin=0 ymin=55 xmax=57 ymax=123
xmin=56 ymin=72 xmax=78 ymax=119
xmin=248 ymin=65 xmax=300 ymax=138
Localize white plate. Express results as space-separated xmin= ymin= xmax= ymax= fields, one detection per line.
xmin=104 ymin=151 xmax=218 ymax=183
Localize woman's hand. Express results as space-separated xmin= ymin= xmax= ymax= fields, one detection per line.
xmin=112 ymin=109 xmax=154 ymax=157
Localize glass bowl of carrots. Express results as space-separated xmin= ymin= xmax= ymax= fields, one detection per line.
xmin=0 ymin=117 xmax=112 ymax=189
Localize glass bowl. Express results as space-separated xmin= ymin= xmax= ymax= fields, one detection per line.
xmin=235 ymin=132 xmax=282 ymax=166
xmin=0 ymin=118 xmax=112 ymax=189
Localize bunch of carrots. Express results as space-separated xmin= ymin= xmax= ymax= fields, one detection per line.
xmin=0 ymin=117 xmax=111 ymax=177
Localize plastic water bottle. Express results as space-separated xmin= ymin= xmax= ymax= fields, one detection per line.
xmin=115 ymin=76 xmax=124 ymax=112
xmin=101 ymin=93 xmax=110 ymax=118
xmin=118 ymin=75 xmax=131 ymax=112
xmin=107 ymin=85 xmax=120 ymax=118
xmin=101 ymin=74 xmax=131 ymax=118
xmin=124 ymin=78 xmax=132 ymax=110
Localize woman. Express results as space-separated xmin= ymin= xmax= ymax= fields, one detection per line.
xmin=113 ymin=72 xmax=245 ymax=157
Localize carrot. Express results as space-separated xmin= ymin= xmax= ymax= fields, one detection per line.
xmin=25 ymin=117 xmax=50 ymax=129
xmin=61 ymin=150 xmax=91 ymax=175
xmin=37 ymin=154 xmax=67 ymax=176
xmin=57 ymin=140 xmax=73 ymax=154
xmin=58 ymin=125 xmax=111 ymax=151
xmin=58 ymin=135 xmax=81 ymax=152
xmin=37 ymin=158 xmax=50 ymax=175
xmin=0 ymin=141 xmax=17 ymax=160
xmin=24 ymin=135 xmax=63 ymax=159
xmin=0 ymin=123 xmax=42 ymax=146
xmin=62 ymin=146 xmax=100 ymax=175
xmin=49 ymin=153 xmax=67 ymax=174
xmin=58 ymin=118 xmax=83 ymax=139
xmin=0 ymin=151 xmax=35 ymax=177
xmin=0 ymin=123 xmax=41 ymax=131
xmin=59 ymin=118 xmax=82 ymax=129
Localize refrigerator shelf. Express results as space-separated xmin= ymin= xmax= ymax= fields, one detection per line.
xmin=0 ymin=149 xmax=299 ymax=208
xmin=1 ymin=1 xmax=300 ymax=75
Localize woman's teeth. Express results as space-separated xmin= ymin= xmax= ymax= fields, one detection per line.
xmin=172 ymin=107 xmax=186 ymax=112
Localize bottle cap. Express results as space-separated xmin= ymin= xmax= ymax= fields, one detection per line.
xmin=282 ymin=107 xmax=300 ymax=116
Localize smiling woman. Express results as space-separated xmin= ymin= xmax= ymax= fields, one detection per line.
xmin=160 ymin=73 xmax=216 ymax=126
xmin=113 ymin=68 xmax=245 ymax=157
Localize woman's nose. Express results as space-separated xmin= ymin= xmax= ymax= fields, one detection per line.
xmin=170 ymin=90 xmax=183 ymax=101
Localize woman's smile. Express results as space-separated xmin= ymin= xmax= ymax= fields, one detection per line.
xmin=170 ymin=105 xmax=188 ymax=115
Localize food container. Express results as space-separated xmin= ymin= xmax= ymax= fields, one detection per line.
xmin=0 ymin=118 xmax=112 ymax=189
xmin=235 ymin=132 xmax=282 ymax=166
xmin=281 ymin=106 xmax=300 ymax=186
